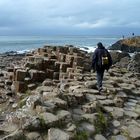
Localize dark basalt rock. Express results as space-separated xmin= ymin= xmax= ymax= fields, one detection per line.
xmin=108 ymin=36 xmax=140 ymax=53
xmin=128 ymin=52 xmax=140 ymax=73
xmin=110 ymin=51 xmax=130 ymax=64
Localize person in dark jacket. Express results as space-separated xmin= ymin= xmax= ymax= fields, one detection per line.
xmin=92 ymin=42 xmax=112 ymax=92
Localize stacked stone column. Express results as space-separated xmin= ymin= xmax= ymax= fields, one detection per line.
xmin=11 ymin=45 xmax=91 ymax=93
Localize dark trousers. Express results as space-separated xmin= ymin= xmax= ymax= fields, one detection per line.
xmin=97 ymin=69 xmax=105 ymax=89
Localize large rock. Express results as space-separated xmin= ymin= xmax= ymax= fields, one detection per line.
xmin=109 ymin=36 xmax=140 ymax=53
xmin=48 ymin=128 xmax=71 ymax=140
xmin=26 ymin=132 xmax=43 ymax=140
xmin=115 ymin=56 xmax=130 ymax=68
xmin=110 ymin=51 xmax=130 ymax=64
xmin=128 ymin=53 xmax=140 ymax=73
xmin=79 ymin=122 xmax=95 ymax=136
xmin=111 ymin=135 xmax=128 ymax=140
xmin=1 ymin=130 xmax=27 ymax=140
xmin=15 ymin=69 xmax=27 ymax=81
xmin=13 ymin=81 xmax=27 ymax=93
xmin=94 ymin=134 xmax=107 ymax=140
xmin=39 ymin=112 xmax=59 ymax=128
xmin=29 ymin=70 xmax=46 ymax=82
xmin=121 ymin=125 xmax=140 ymax=140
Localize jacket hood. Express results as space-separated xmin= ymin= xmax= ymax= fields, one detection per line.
xmin=97 ymin=42 xmax=105 ymax=49
xmin=98 ymin=45 xmax=105 ymax=49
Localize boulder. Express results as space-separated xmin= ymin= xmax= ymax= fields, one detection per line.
xmin=110 ymin=51 xmax=130 ymax=64
xmin=94 ymin=134 xmax=107 ymax=140
xmin=26 ymin=132 xmax=43 ymax=140
xmin=39 ymin=112 xmax=59 ymax=128
xmin=115 ymin=56 xmax=130 ymax=68
xmin=121 ymin=125 xmax=140 ymax=140
xmin=56 ymin=110 xmax=72 ymax=124
xmin=48 ymin=128 xmax=71 ymax=140
xmin=111 ymin=135 xmax=128 ymax=140
xmin=79 ymin=122 xmax=95 ymax=136
xmin=26 ymin=95 xmax=42 ymax=110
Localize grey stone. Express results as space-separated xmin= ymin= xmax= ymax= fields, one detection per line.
xmin=99 ymin=99 xmax=114 ymax=106
xmin=1 ymin=130 xmax=27 ymax=140
xmin=123 ymin=125 xmax=140 ymax=140
xmin=26 ymin=95 xmax=42 ymax=110
xmin=57 ymin=110 xmax=71 ymax=123
xmin=113 ymin=120 xmax=121 ymax=127
xmin=39 ymin=112 xmax=59 ymax=128
xmin=84 ymin=81 xmax=97 ymax=89
xmin=111 ymin=135 xmax=128 ymax=140
xmin=49 ymin=98 xmax=68 ymax=109
xmin=82 ymin=102 xmax=97 ymax=113
xmin=112 ymin=107 xmax=124 ymax=119
xmin=72 ymin=108 xmax=84 ymax=115
xmin=124 ymin=110 xmax=139 ymax=119
xmin=79 ymin=122 xmax=95 ymax=136
xmin=65 ymin=123 xmax=76 ymax=132
xmin=81 ymin=113 xmax=97 ymax=123
xmin=103 ymin=106 xmax=114 ymax=113
xmin=48 ymin=128 xmax=70 ymax=140
xmin=95 ymin=95 xmax=107 ymax=100
xmin=26 ymin=132 xmax=43 ymax=140
xmin=94 ymin=134 xmax=107 ymax=140
xmin=85 ymin=94 xmax=96 ymax=102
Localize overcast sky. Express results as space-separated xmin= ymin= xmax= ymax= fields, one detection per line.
xmin=0 ymin=0 xmax=140 ymax=35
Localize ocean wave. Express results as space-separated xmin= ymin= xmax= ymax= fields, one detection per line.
xmin=16 ymin=49 xmax=32 ymax=54
xmin=78 ymin=46 xmax=96 ymax=53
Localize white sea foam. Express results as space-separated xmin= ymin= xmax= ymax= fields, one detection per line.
xmin=79 ymin=46 xmax=97 ymax=53
xmin=16 ymin=49 xmax=32 ymax=54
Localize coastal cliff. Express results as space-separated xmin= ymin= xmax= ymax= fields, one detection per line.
xmin=0 ymin=45 xmax=140 ymax=140
xmin=109 ymin=36 xmax=140 ymax=53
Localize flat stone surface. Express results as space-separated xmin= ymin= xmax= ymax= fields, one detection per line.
xmin=94 ymin=134 xmax=107 ymax=140
xmin=79 ymin=122 xmax=95 ymax=136
xmin=111 ymin=135 xmax=128 ymax=140
xmin=103 ymin=106 xmax=114 ymax=112
xmin=57 ymin=110 xmax=71 ymax=123
xmin=95 ymin=95 xmax=107 ymax=100
xmin=124 ymin=110 xmax=139 ymax=119
xmin=48 ymin=128 xmax=70 ymax=140
xmin=39 ymin=112 xmax=59 ymax=127
xmin=112 ymin=107 xmax=124 ymax=119
xmin=81 ymin=113 xmax=97 ymax=123
xmin=113 ymin=120 xmax=121 ymax=127
xmin=86 ymin=94 xmax=97 ymax=102
xmin=126 ymin=125 xmax=140 ymax=140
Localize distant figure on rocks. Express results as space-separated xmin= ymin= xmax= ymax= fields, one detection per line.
xmin=91 ymin=42 xmax=112 ymax=92
xmin=132 ymin=33 xmax=135 ymax=36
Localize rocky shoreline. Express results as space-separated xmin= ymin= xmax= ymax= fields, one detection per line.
xmin=108 ymin=36 xmax=140 ymax=53
xmin=0 ymin=44 xmax=140 ymax=140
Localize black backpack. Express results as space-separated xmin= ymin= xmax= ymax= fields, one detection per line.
xmin=101 ymin=50 xmax=109 ymax=66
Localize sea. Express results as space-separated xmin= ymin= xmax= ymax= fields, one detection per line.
xmin=0 ymin=35 xmax=121 ymax=54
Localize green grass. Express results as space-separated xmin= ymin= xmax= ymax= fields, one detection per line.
xmin=73 ymin=131 xmax=88 ymax=140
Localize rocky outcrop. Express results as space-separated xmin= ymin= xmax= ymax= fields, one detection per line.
xmin=109 ymin=36 xmax=140 ymax=53
xmin=8 ymin=45 xmax=91 ymax=93
xmin=110 ymin=51 xmax=130 ymax=64
xmin=128 ymin=53 xmax=140 ymax=73
xmin=1 ymin=45 xmax=140 ymax=140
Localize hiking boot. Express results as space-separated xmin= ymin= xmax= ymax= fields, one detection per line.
xmin=98 ymin=87 xmax=103 ymax=92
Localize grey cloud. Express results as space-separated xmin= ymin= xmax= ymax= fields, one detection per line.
xmin=0 ymin=0 xmax=140 ymax=35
